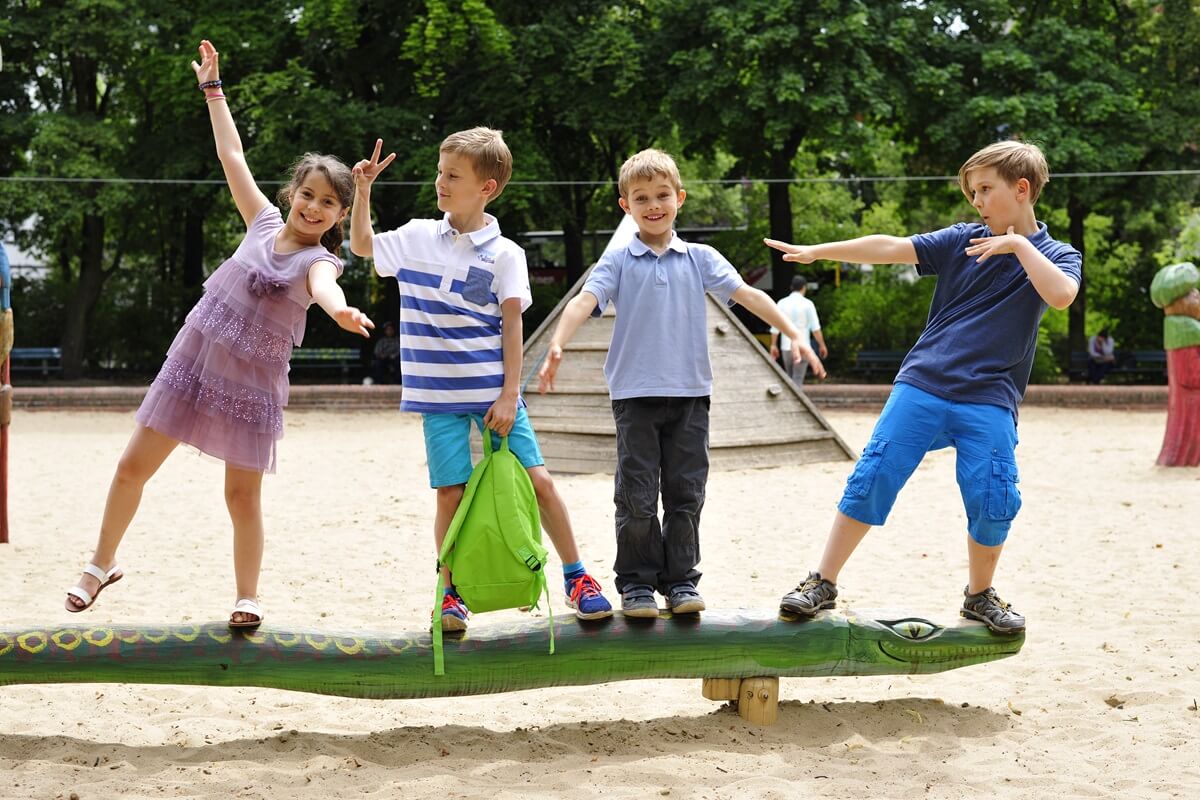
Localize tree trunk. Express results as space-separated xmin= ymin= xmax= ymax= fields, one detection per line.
xmin=1066 ymin=194 xmax=1087 ymax=378
xmin=768 ymin=148 xmax=796 ymax=299
xmin=60 ymin=213 xmax=108 ymax=380
xmin=182 ymin=208 xmax=205 ymax=290
xmin=563 ymin=185 xmax=590 ymax=288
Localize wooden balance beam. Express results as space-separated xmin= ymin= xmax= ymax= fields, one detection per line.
xmin=0 ymin=610 xmax=1024 ymax=725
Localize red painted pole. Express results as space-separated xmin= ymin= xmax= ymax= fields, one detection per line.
xmin=1157 ymin=347 xmax=1200 ymax=467
xmin=1 ymin=355 xmax=8 ymax=543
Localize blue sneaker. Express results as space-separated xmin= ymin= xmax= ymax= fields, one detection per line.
xmin=440 ymin=591 xmax=469 ymax=631
xmin=565 ymin=573 xmax=614 ymax=620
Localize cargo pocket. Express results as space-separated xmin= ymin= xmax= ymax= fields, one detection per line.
xmin=845 ymin=437 xmax=889 ymax=497
xmin=461 ymin=266 xmax=495 ymax=306
xmin=986 ymin=458 xmax=1022 ymax=520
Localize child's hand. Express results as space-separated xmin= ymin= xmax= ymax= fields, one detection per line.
xmin=764 ymin=238 xmax=816 ymax=264
xmin=352 ymin=139 xmax=396 ymax=192
xmin=333 ymin=306 xmax=375 ymax=338
xmin=483 ymin=393 xmax=517 ymax=437
xmin=965 ymin=226 xmax=1022 ymax=263
xmin=793 ymin=342 xmax=827 ymax=380
xmin=537 ymin=344 xmax=563 ymax=393
xmin=190 ymin=40 xmax=220 ymax=86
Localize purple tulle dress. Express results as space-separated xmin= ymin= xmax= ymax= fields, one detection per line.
xmin=135 ymin=204 xmax=342 ymax=473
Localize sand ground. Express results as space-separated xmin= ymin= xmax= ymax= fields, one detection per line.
xmin=0 ymin=407 xmax=1197 ymax=799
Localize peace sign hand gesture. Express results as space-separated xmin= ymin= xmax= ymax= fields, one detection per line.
xmin=190 ymin=39 xmax=220 ymax=86
xmin=353 ymin=139 xmax=396 ymax=193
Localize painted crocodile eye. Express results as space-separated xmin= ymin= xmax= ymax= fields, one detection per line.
xmin=887 ymin=619 xmax=939 ymax=640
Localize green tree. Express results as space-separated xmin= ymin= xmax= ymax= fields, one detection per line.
xmin=657 ymin=0 xmax=911 ymax=297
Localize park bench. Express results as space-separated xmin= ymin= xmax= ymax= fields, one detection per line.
xmin=289 ymin=347 xmax=361 ymax=382
xmin=1069 ymin=349 xmax=1167 ymax=383
xmin=7 ymin=346 xmax=63 ymax=377
xmin=850 ymin=349 xmax=907 ymax=380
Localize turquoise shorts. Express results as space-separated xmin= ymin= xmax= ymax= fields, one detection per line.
xmin=422 ymin=408 xmax=545 ymax=488
xmin=837 ymin=382 xmax=1021 ymax=546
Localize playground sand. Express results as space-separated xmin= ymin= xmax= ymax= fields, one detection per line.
xmin=1 ymin=407 xmax=1197 ymax=799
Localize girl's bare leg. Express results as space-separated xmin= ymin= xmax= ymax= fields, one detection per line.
xmin=225 ymin=465 xmax=265 ymax=623
xmin=66 ymin=424 xmax=178 ymax=610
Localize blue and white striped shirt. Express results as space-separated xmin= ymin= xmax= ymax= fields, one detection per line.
xmin=373 ymin=214 xmax=531 ymax=413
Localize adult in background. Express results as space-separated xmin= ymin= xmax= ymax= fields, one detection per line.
xmin=1087 ymin=327 xmax=1117 ymax=384
xmin=769 ymin=275 xmax=828 ymax=385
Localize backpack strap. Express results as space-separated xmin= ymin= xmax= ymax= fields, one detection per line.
xmin=432 ymin=570 xmax=446 ymax=676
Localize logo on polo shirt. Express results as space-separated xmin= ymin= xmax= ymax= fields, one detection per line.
xmin=474 ymin=247 xmax=496 ymax=264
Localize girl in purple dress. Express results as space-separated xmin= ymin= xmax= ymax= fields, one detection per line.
xmin=65 ymin=40 xmax=373 ymax=627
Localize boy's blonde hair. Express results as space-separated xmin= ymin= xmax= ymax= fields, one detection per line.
xmin=958 ymin=140 xmax=1050 ymax=204
xmin=618 ymin=148 xmax=683 ymax=198
xmin=440 ymin=127 xmax=513 ymax=200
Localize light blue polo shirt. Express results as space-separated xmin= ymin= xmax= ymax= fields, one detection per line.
xmin=582 ymin=232 xmax=744 ymax=400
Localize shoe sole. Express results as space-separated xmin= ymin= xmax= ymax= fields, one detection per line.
xmin=441 ymin=614 xmax=468 ymax=632
xmin=621 ymin=606 xmax=661 ymax=618
xmin=960 ymin=608 xmax=1024 ymax=634
xmin=779 ymin=598 xmax=836 ymax=616
xmin=565 ymin=598 xmax=614 ymax=621
xmin=668 ymin=599 xmax=705 ymax=614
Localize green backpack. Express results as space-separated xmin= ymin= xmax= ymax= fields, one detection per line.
xmin=432 ymin=429 xmax=553 ymax=675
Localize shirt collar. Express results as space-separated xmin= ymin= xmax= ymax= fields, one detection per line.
xmin=627 ymin=230 xmax=688 ymax=257
xmin=438 ymin=213 xmax=501 ymax=246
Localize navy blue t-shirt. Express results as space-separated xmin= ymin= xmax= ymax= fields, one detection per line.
xmin=896 ymin=222 xmax=1082 ymax=414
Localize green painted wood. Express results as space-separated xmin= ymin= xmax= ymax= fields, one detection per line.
xmin=0 ymin=610 xmax=1022 ymax=700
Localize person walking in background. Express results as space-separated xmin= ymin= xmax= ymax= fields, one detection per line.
xmin=769 ymin=274 xmax=827 ymax=385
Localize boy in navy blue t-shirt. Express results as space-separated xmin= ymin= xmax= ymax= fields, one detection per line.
xmin=765 ymin=141 xmax=1081 ymax=633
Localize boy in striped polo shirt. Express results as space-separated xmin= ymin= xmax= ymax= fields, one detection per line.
xmin=349 ymin=131 xmax=612 ymax=630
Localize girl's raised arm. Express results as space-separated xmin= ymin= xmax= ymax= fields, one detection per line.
xmin=191 ymin=40 xmax=269 ymax=227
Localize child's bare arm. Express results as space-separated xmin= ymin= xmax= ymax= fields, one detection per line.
xmin=965 ymin=227 xmax=1079 ymax=309
xmin=732 ymin=285 xmax=826 ymax=379
xmin=308 ymin=261 xmax=375 ymax=337
xmin=191 ymin=40 xmax=269 ymax=227
xmin=483 ymin=299 xmax=523 ymax=436
xmin=537 ymin=291 xmax=599 ymax=393
xmin=764 ymin=235 xmax=918 ymax=265
xmin=350 ymin=139 xmax=395 ymax=258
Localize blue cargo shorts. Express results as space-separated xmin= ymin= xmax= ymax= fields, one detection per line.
xmin=837 ymin=382 xmax=1022 ymax=546
xmin=422 ymin=407 xmax=545 ymax=488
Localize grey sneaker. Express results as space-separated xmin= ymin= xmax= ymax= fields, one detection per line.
xmin=780 ymin=571 xmax=838 ymax=616
xmin=621 ymin=584 xmax=660 ymax=618
xmin=961 ymin=586 xmax=1025 ymax=634
xmin=665 ymin=582 xmax=705 ymax=614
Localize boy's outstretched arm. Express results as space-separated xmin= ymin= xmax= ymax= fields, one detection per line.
xmin=537 ymin=291 xmax=599 ymax=393
xmin=192 ymin=40 xmax=269 ymax=227
xmin=764 ymin=235 xmax=918 ymax=265
xmin=483 ymin=298 xmax=523 ymax=436
xmin=964 ymin=226 xmax=1079 ymax=309
xmin=732 ymin=285 xmax=826 ymax=379
xmin=308 ymin=261 xmax=375 ymax=338
xmin=350 ymin=139 xmax=396 ymax=258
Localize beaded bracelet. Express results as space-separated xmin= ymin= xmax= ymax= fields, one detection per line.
xmin=198 ymin=79 xmax=222 ymax=90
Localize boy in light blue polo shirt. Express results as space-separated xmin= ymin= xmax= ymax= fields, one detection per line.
xmin=349 ymin=131 xmax=613 ymax=630
xmin=538 ymin=149 xmax=825 ymax=617
xmin=766 ymin=140 xmax=1082 ymax=634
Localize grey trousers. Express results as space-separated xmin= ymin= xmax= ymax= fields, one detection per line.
xmin=611 ymin=396 xmax=710 ymax=594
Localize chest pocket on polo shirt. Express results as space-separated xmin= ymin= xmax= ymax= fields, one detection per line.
xmin=987 ymin=254 xmax=1027 ymax=294
xmin=461 ymin=266 xmax=495 ymax=306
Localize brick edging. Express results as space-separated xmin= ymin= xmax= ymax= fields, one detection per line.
xmin=9 ymin=383 xmax=1167 ymax=411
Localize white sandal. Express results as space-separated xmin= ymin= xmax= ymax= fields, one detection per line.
xmin=229 ymin=598 xmax=264 ymax=629
xmin=65 ymin=563 xmax=124 ymax=613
